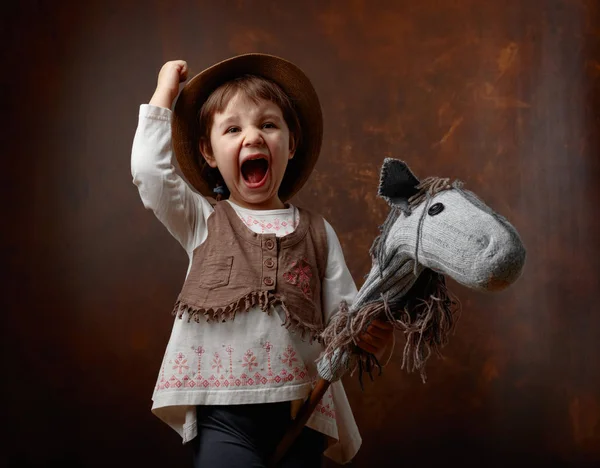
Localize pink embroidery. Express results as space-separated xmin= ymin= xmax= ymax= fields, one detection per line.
xmin=155 ymin=359 xmax=167 ymax=391
xmin=211 ymin=352 xmax=223 ymax=374
xmin=283 ymin=258 xmax=313 ymax=298
xmin=157 ymin=351 xmax=308 ymax=390
xmin=242 ymin=350 xmax=258 ymax=372
xmin=314 ymin=386 xmax=336 ymax=419
xmin=172 ymin=352 xmax=189 ymax=374
xmin=225 ymin=345 xmax=234 ymax=380
xmin=154 ymin=344 xmax=335 ymax=421
xmin=280 ymin=345 xmax=299 ymax=368
xmin=167 ymin=374 xmax=182 ymax=389
xmin=264 ymin=341 xmax=273 ymax=378
xmin=238 ymin=213 xmax=299 ymax=235
xmin=293 ymin=366 xmax=307 ymax=380
xmin=193 ymin=346 xmax=205 ymax=384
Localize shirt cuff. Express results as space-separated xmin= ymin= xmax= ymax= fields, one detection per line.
xmin=139 ymin=103 xmax=172 ymax=121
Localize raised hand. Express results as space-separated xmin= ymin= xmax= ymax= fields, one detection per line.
xmin=149 ymin=60 xmax=189 ymax=109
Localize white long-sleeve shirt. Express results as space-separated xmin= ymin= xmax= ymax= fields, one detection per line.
xmin=131 ymin=104 xmax=362 ymax=464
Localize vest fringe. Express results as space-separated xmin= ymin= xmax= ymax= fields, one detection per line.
xmin=279 ymin=300 xmax=324 ymax=344
xmin=172 ymin=291 xmax=323 ymax=342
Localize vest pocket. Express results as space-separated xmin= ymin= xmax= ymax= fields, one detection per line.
xmin=198 ymin=256 xmax=233 ymax=289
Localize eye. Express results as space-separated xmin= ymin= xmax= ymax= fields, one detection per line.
xmin=428 ymin=203 xmax=444 ymax=216
xmin=262 ymin=122 xmax=276 ymax=129
xmin=226 ymin=127 xmax=240 ymax=134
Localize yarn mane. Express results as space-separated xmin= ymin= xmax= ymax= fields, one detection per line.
xmin=320 ymin=176 xmax=462 ymax=384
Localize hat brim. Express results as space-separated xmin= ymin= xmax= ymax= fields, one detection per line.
xmin=172 ymin=53 xmax=323 ymax=202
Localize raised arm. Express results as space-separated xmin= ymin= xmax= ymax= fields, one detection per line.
xmin=131 ymin=60 xmax=213 ymax=253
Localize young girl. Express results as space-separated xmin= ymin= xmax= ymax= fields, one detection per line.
xmin=131 ymin=54 xmax=394 ymax=467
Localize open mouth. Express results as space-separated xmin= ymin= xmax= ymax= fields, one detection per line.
xmin=241 ymin=157 xmax=269 ymax=185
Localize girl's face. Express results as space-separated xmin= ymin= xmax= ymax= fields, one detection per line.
xmin=201 ymin=92 xmax=295 ymax=210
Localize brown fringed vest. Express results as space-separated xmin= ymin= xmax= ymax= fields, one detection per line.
xmin=172 ymin=201 xmax=329 ymax=341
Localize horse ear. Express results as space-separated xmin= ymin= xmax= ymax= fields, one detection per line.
xmin=378 ymin=158 xmax=420 ymax=211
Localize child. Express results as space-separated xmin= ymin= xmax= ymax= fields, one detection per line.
xmin=131 ymin=53 xmax=394 ymax=467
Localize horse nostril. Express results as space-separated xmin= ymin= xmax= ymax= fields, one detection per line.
xmin=481 ymin=236 xmax=498 ymax=257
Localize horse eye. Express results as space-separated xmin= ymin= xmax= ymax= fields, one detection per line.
xmin=428 ymin=203 xmax=444 ymax=216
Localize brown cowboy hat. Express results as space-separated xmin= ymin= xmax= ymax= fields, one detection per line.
xmin=172 ymin=53 xmax=323 ymax=201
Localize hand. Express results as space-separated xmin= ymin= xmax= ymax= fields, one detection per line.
xmin=149 ymin=60 xmax=189 ymax=109
xmin=356 ymin=319 xmax=394 ymax=362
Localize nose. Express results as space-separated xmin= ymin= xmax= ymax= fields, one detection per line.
xmin=243 ymin=127 xmax=264 ymax=147
xmin=481 ymin=231 xmax=527 ymax=291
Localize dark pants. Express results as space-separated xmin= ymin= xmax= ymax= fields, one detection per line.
xmin=191 ymin=402 xmax=326 ymax=468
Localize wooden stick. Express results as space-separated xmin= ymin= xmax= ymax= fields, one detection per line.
xmin=268 ymin=378 xmax=331 ymax=467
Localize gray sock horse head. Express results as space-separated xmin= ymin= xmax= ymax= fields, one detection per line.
xmin=318 ymin=158 xmax=527 ymax=384
xmin=271 ymin=158 xmax=527 ymax=465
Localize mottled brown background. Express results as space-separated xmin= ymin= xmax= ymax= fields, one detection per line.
xmin=2 ymin=0 xmax=599 ymax=467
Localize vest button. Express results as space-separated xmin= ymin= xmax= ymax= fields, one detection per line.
xmin=265 ymin=239 xmax=275 ymax=250
xmin=264 ymin=258 xmax=275 ymax=268
xmin=263 ymin=277 xmax=274 ymax=287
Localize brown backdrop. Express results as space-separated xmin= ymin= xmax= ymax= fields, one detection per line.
xmin=3 ymin=1 xmax=599 ymax=467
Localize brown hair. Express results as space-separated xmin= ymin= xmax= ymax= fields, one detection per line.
xmin=198 ymin=74 xmax=302 ymax=157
